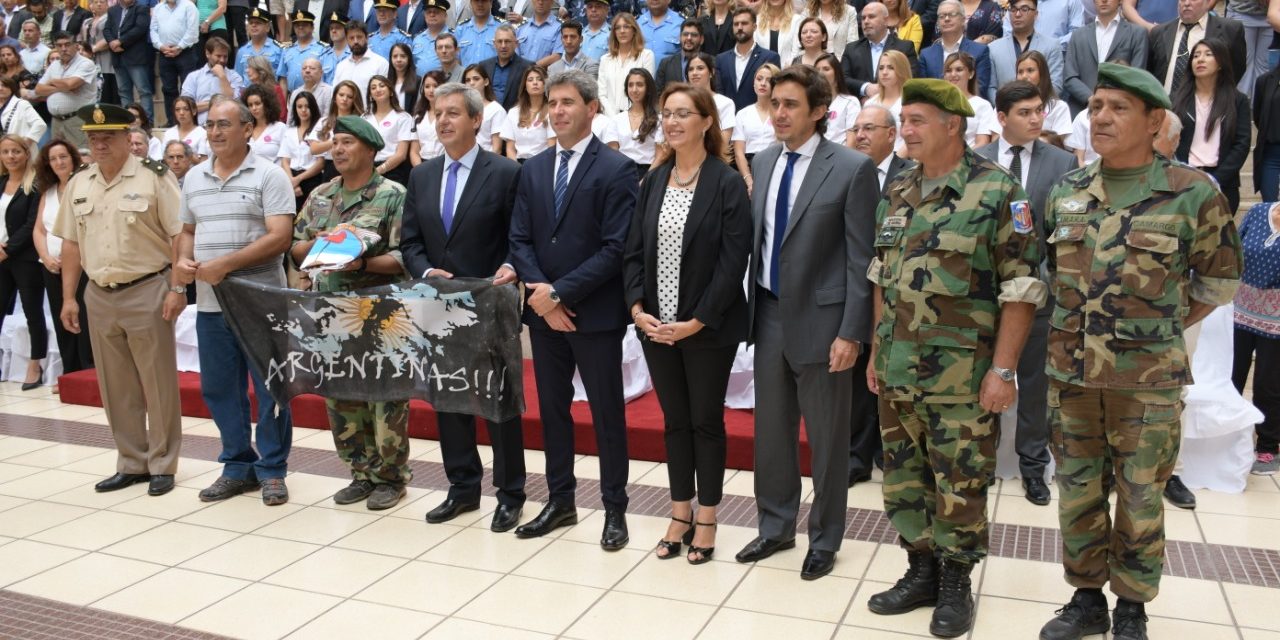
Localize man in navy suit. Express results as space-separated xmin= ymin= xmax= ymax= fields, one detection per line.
xmin=401 ymin=82 xmax=528 ymax=533
xmin=715 ymin=7 xmax=781 ymax=112
xmin=103 ymin=0 xmax=154 ymax=121
xmin=917 ymin=0 xmax=991 ymax=98
xmin=508 ymin=68 xmax=639 ymax=550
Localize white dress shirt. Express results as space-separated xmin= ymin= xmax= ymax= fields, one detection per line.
xmin=438 ymin=142 xmax=479 ymax=219
xmin=998 ymin=136 xmax=1033 ymax=186
xmin=876 ymin=153 xmax=892 ymax=190
xmin=334 ymin=53 xmax=390 ymax=102
xmin=733 ymin=44 xmax=752 ymax=89
xmin=554 ymin=134 xmax=594 ymax=188
xmin=1094 ymin=14 xmax=1120 ymax=61
xmin=758 ymin=132 xmax=821 ymax=289
xmin=1162 ymin=14 xmax=1206 ymax=93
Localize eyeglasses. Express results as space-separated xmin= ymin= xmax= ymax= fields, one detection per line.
xmin=203 ymin=119 xmax=244 ymax=131
xmin=660 ymin=109 xmax=703 ymax=120
xmin=850 ymin=124 xmax=892 ymax=134
xmin=1009 ymin=5 xmax=1036 ymax=13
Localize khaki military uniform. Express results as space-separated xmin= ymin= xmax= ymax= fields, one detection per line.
xmin=1045 ymin=157 xmax=1243 ymax=602
xmin=870 ymin=149 xmax=1046 ymax=563
xmin=52 ymin=155 xmax=184 ymax=475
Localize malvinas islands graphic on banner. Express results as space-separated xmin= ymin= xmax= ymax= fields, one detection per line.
xmin=214 ymin=276 xmax=525 ymax=423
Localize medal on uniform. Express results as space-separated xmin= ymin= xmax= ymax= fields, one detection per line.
xmin=1010 ymin=200 xmax=1033 ymax=235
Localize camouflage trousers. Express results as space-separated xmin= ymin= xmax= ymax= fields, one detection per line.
xmin=880 ymin=396 xmax=998 ymax=563
xmin=326 ymin=398 xmax=412 ymax=485
xmin=1049 ymin=381 xmax=1181 ymax=603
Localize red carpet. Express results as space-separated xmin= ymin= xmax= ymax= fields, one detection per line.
xmin=57 ymin=361 xmax=814 ymax=472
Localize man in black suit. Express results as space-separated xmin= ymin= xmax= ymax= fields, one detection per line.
xmin=508 ymin=68 xmax=639 ymax=550
xmin=655 ymin=19 xmax=702 ymax=92
xmin=842 ymin=2 xmax=918 ymax=99
xmin=853 ymin=104 xmax=912 ymax=194
xmin=479 ymin=24 xmax=532 ymax=110
xmin=103 ymin=0 xmax=154 ymax=122
xmin=51 ymin=0 xmax=90 ymax=40
xmin=714 ymin=7 xmax=781 ymax=112
xmin=976 ymin=81 xmax=1077 ymax=508
xmin=401 ymin=82 xmax=528 ymax=533
xmin=1147 ymin=0 xmax=1245 ymax=96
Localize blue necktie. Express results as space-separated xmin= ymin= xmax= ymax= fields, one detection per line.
xmin=441 ymin=160 xmax=460 ymax=234
xmin=554 ymin=149 xmax=573 ymax=218
xmin=770 ymin=152 xmax=800 ymax=296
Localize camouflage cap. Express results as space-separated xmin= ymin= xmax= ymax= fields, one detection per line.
xmin=1095 ymin=62 xmax=1172 ymax=110
xmin=78 ymin=103 xmax=133 ymax=131
xmin=902 ymin=78 xmax=975 ymax=118
xmin=334 ymin=115 xmax=385 ymax=151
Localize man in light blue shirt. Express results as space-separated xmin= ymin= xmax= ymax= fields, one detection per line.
xmin=579 ymin=0 xmax=610 ymax=60
xmin=516 ymin=0 xmax=563 ymax=67
xmin=410 ymin=0 xmax=450 ymax=71
xmin=182 ymin=37 xmax=245 ymax=124
xmin=321 ymin=14 xmax=353 ymax=83
xmin=456 ymin=0 xmax=499 ymax=65
xmin=236 ymin=8 xmax=283 ymax=80
xmin=368 ymin=0 xmax=410 ymax=59
xmin=637 ymin=0 xmax=679 ymax=60
xmin=150 ymin=0 xmax=199 ymax=125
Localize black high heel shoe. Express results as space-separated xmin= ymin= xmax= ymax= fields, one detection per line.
xmin=654 ymin=516 xmax=693 ymax=560
xmin=21 ymin=365 xmax=43 ymax=391
xmin=687 ymin=521 xmax=717 ymax=565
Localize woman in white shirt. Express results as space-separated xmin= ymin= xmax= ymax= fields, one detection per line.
xmin=686 ymin=52 xmax=735 ymax=160
xmin=791 ymin=17 xmax=827 ymax=66
xmin=308 ymin=80 xmax=364 ymax=182
xmin=1016 ymin=50 xmax=1071 ymax=138
xmin=0 ymin=76 xmax=44 ymax=145
xmin=866 ymin=49 xmax=910 ymax=151
xmin=464 ymin=64 xmax=507 ymax=153
xmin=242 ymin=84 xmax=289 ymax=164
xmin=597 ymin=13 xmax=656 ymax=116
xmin=606 ymin=68 xmax=663 ymax=174
xmin=410 ymin=70 xmax=447 ymax=165
xmin=816 ymin=53 xmax=859 ymax=147
xmin=162 ymin=96 xmax=210 ymax=161
xmin=500 ymin=65 xmax=555 ymax=162
xmin=732 ymin=63 xmax=778 ymax=195
xmin=33 ymin=139 xmax=90 ymax=384
xmin=364 ymin=75 xmax=414 ymax=184
xmin=943 ymin=51 xmax=998 ymax=147
xmin=387 ymin=42 xmax=421 ymax=114
xmin=279 ymin=90 xmax=325 ymax=212
xmin=805 ymin=0 xmax=858 ymax=59
xmin=756 ymin=0 xmax=805 ymax=64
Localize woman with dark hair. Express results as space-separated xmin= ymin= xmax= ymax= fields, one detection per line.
xmin=280 ymin=91 xmax=325 ymax=212
xmin=0 ymin=75 xmax=45 ymax=144
xmin=242 ymin=84 xmax=288 ymax=163
xmin=309 ymin=80 xmax=365 ymax=181
xmin=161 ymin=96 xmax=210 ymax=161
xmin=685 ymin=52 xmax=735 ymax=158
xmin=624 ymin=83 xmax=750 ymax=565
xmin=32 ymin=139 xmax=90 ymax=385
xmin=792 ymin=17 xmax=828 ymax=66
xmin=815 ymin=52 xmax=859 ymax=146
xmin=464 ymin=64 xmax=507 ymax=153
xmin=0 ymin=134 xmax=46 ymax=389
xmin=1173 ymin=37 xmax=1252 ymax=214
xmin=500 ymin=65 xmax=554 ymax=162
xmin=1233 ymin=200 xmax=1280 ymax=477
xmin=607 ymin=68 xmax=663 ymax=175
xmin=387 ymin=43 xmax=421 ymax=114
xmin=0 ymin=45 xmax=24 ymax=82
xmin=944 ymin=51 xmax=998 ymax=147
xmin=410 ymin=70 xmax=448 ymax=165
xmin=363 ymin=75 xmax=414 ymax=184
xmin=1016 ymin=50 xmax=1071 ymax=138
xmin=732 ymin=63 xmax=778 ymax=194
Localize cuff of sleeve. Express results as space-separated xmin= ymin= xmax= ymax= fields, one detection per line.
xmin=1189 ymin=275 xmax=1240 ymax=307
xmin=866 ymin=256 xmax=883 ymax=284
xmin=998 ymin=277 xmax=1048 ymax=308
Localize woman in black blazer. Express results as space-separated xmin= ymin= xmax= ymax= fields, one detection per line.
xmin=623 ymin=83 xmax=751 ymax=565
xmin=1173 ymin=37 xmax=1252 ymax=214
xmin=0 ymin=134 xmax=47 ymax=390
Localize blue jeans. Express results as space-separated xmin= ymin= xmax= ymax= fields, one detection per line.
xmin=115 ymin=63 xmax=155 ymax=122
xmin=197 ymin=311 xmax=293 ymax=481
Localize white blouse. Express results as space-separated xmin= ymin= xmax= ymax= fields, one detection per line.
xmin=597 ymin=49 xmax=657 ymax=116
xmin=592 ymin=113 xmax=619 ymax=146
xmin=415 ymin=114 xmax=444 ymax=160
xmin=278 ymin=126 xmax=319 ymax=168
xmin=755 ymin=14 xmax=806 ymax=68
xmin=478 ymin=101 xmax=507 ymax=152
xmin=713 ymin=92 xmax=737 ymax=131
xmin=250 ymin=121 xmax=288 ymax=163
xmin=0 ymin=98 xmax=45 ymax=145
xmin=731 ymin=104 xmax=775 ymax=154
xmin=499 ymin=106 xmax=553 ymax=159
xmin=607 ymin=110 xmax=664 ymax=165
xmin=1044 ymin=99 xmax=1072 ymax=136
xmin=41 ymin=187 xmax=60 ymax=258
xmin=161 ymin=125 xmax=210 ymax=158
xmin=824 ymin=93 xmax=860 ymax=144
xmin=965 ymin=95 xmax=1001 ymax=147
xmin=364 ymin=111 xmax=415 ymax=162
xmin=809 ymin=7 xmax=859 ymax=59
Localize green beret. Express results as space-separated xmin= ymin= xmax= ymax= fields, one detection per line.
xmin=1095 ymin=62 xmax=1172 ymax=110
xmin=334 ymin=115 xmax=385 ymax=151
xmin=78 ymin=103 xmax=134 ymax=131
xmin=902 ymin=78 xmax=974 ymax=118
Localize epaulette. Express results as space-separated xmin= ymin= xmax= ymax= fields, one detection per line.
xmin=141 ymin=157 xmax=168 ymax=175
xmin=457 ymin=17 xmax=473 ymax=26
xmin=398 ymin=28 xmax=411 ymax=36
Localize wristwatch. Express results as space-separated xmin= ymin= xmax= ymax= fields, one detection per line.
xmin=169 ymin=285 xmax=187 ymax=294
xmin=548 ymin=287 xmax=561 ymax=304
xmin=991 ymin=366 xmax=1015 ymax=382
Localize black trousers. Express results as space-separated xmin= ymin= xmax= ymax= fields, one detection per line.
xmin=157 ymin=47 xmax=199 ymax=126
xmin=291 ymin=167 xmax=325 ymax=213
xmin=1233 ymin=326 xmax=1280 ymax=454
xmin=374 ymin=160 xmax=410 ymax=186
xmin=641 ymin=338 xmax=736 ymax=506
xmin=225 ymin=6 xmax=250 ymax=68
xmin=98 ymin=73 xmax=119 ymax=107
xmin=0 ymin=258 xmax=49 ymax=361
xmin=437 ymin=411 xmax=527 ymax=506
xmin=848 ymin=347 xmax=882 ymax=474
xmin=528 ymin=326 xmax=629 ymax=511
xmin=41 ymin=267 xmax=92 ymax=374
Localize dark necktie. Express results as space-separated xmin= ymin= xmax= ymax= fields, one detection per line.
xmin=1171 ymin=22 xmax=1194 ymax=95
xmin=554 ymin=149 xmax=573 ymax=218
xmin=1008 ymin=145 xmax=1024 ymax=185
xmin=770 ymin=151 xmax=801 ymax=296
xmin=441 ymin=160 xmax=460 ymax=234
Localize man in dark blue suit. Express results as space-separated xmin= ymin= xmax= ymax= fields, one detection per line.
xmin=508 ymin=68 xmax=639 ymax=550
xmin=348 ymin=0 xmax=379 ymax=32
xmin=917 ymin=0 xmax=992 ymax=98
xmin=715 ymin=7 xmax=781 ymax=112
xmin=401 ymin=82 xmax=528 ymax=533
xmin=104 ymin=0 xmax=154 ymax=122
xmin=396 ymin=0 xmax=432 ymax=35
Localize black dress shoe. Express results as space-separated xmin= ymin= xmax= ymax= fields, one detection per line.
xmin=147 ymin=475 xmax=175 ymax=496
xmin=801 ymin=549 xmax=836 ymax=580
xmin=514 ymin=502 xmax=578 ymax=538
xmin=426 ymin=498 xmax=481 ymax=524
xmin=1023 ymin=477 xmax=1051 ymax=506
xmin=1039 ymin=589 xmax=1110 ymax=640
xmin=1163 ymin=475 xmax=1196 ymax=509
xmin=95 ymin=473 xmax=150 ymax=493
xmin=848 ymin=466 xmax=873 ymax=488
xmin=735 ymin=536 xmax=796 ymax=563
xmin=1111 ymin=600 xmax=1148 ymax=640
xmin=490 ymin=503 xmax=523 ymax=532
xmin=601 ymin=509 xmax=629 ymax=550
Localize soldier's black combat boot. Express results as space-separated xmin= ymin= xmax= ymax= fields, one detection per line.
xmin=928 ymin=558 xmax=975 ymax=638
xmin=867 ymin=550 xmax=938 ymax=615
xmin=1039 ymin=589 xmax=1110 ymax=640
xmin=1111 ymin=599 xmax=1149 ymax=640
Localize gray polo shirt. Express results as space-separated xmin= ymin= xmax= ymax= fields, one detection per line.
xmin=179 ymin=151 xmax=295 ymax=312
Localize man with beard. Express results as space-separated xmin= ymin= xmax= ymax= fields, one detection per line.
xmin=714 ymin=7 xmax=780 ymax=112
xmin=332 ymin=21 xmax=389 ymax=102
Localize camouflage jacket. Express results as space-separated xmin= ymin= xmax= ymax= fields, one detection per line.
xmin=1044 ymin=156 xmax=1243 ymax=389
xmin=292 ymin=173 xmax=408 ymax=293
xmin=869 ymin=148 xmax=1047 ymax=404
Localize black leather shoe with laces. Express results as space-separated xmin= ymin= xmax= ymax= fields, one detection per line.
xmin=868 ymin=550 xmax=939 ymax=615
xmin=1039 ymin=589 xmax=1110 ymax=640
xmin=1111 ymin=600 xmax=1148 ymax=640
xmin=929 ymin=558 xmax=975 ymax=638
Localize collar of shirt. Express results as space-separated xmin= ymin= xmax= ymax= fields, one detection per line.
xmin=555 ymin=134 xmax=593 ymax=183
xmin=1185 ymin=13 xmax=1208 ymax=32
xmin=784 ymin=131 xmax=821 ymax=161
xmin=870 ymin=34 xmax=887 ymax=49
xmin=877 ymin=153 xmax=892 ymax=177
xmin=444 ymin=142 xmax=480 ymax=172
xmin=199 ymin=149 xmax=262 ymax=181
xmin=734 ymin=45 xmax=752 ymax=61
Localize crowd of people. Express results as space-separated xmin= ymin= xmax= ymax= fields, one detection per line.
xmin=2 ymin=0 xmax=1280 ymax=639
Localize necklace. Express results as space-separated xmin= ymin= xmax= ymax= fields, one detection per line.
xmin=672 ymin=163 xmax=701 ymax=187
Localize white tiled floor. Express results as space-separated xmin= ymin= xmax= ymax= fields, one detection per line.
xmin=0 ymin=381 xmax=1278 ymax=639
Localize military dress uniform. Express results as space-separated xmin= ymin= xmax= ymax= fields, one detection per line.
xmin=277 ymin=11 xmax=333 ymax=91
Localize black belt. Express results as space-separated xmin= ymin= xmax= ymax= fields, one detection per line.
xmin=52 ymin=112 xmax=79 ymax=121
xmin=95 ymin=269 xmax=165 ymax=291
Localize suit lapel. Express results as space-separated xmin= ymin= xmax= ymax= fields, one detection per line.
xmin=551 ymin=138 xmax=600 ymax=235
xmin=446 ymin=150 xmax=488 ymax=242
xmin=781 ymin=139 xmax=832 ymax=246
xmin=741 ymin=48 xmax=760 ymax=92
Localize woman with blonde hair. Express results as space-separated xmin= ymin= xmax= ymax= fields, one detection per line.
xmin=598 ymin=13 xmax=656 ymax=115
xmin=308 ymin=80 xmax=365 ymax=181
xmin=700 ymin=0 xmax=737 ymax=55
xmin=732 ymin=63 xmax=778 ymax=194
xmin=500 ymin=65 xmax=555 ymax=162
xmin=867 ymin=49 xmax=910 ymax=151
xmin=756 ymin=0 xmax=804 ymax=63
xmin=805 ymin=0 xmax=858 ymax=58
xmin=0 ymin=134 xmax=46 ymax=389
xmin=883 ymin=0 xmax=922 ymax=53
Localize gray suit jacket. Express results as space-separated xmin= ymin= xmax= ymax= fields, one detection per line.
xmin=1063 ymin=19 xmax=1148 ymax=113
xmin=976 ymin=138 xmax=1076 ymax=273
xmin=988 ymin=32 xmax=1064 ymax=103
xmin=746 ymin=137 xmax=880 ymax=363
xmin=548 ymin=53 xmax=599 ymax=79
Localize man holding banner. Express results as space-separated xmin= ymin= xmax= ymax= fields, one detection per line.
xmin=289 ymin=116 xmax=412 ymax=511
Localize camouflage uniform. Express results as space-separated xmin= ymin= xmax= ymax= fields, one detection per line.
xmin=869 ymin=148 xmax=1046 ymax=563
xmin=1045 ymin=156 xmax=1243 ymax=603
xmin=292 ymin=173 xmax=413 ymax=485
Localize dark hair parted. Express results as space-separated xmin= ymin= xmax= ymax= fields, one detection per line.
xmin=658 ymin=83 xmax=726 ymax=164
xmin=994 ymin=79 xmax=1041 ymax=114
xmin=770 ymin=64 xmax=831 ymax=135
